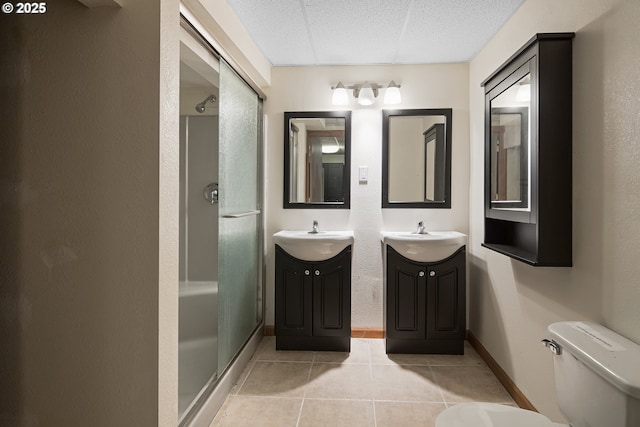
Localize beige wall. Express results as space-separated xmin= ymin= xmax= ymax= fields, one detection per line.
xmin=468 ymin=0 xmax=640 ymax=421
xmin=264 ymin=63 xmax=469 ymax=328
xmin=0 ymin=0 xmax=180 ymax=425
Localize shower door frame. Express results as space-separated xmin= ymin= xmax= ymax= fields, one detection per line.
xmin=178 ymin=14 xmax=266 ymax=427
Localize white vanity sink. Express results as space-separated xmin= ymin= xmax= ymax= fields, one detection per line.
xmin=380 ymin=231 xmax=467 ymax=262
xmin=274 ymin=230 xmax=354 ymax=261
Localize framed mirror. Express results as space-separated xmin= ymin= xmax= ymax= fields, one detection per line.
xmin=382 ymin=108 xmax=452 ymax=208
xmin=284 ymin=111 xmax=351 ymax=209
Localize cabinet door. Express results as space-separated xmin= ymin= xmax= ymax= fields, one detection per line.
xmin=426 ymin=250 xmax=465 ymax=340
xmin=275 ymin=246 xmax=312 ymax=336
xmin=312 ymin=248 xmax=351 ymax=337
xmin=386 ymin=248 xmax=427 ymax=340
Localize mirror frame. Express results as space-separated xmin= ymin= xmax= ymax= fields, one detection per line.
xmin=382 ymin=108 xmax=452 ymax=208
xmin=283 ymin=111 xmax=351 ymax=209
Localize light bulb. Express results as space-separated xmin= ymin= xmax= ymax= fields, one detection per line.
xmin=358 ymin=85 xmax=375 ymax=106
xmin=384 ymin=81 xmax=401 ymax=105
xmin=322 ymin=137 xmax=340 ymax=154
xmin=332 ymin=82 xmax=349 ymax=105
xmin=322 ymin=144 xmax=340 ymax=154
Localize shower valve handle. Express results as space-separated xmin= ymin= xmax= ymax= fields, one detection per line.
xmin=204 ymin=183 xmax=219 ymax=204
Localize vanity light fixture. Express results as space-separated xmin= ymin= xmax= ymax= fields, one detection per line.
xmin=331 ymin=81 xmax=402 ymax=106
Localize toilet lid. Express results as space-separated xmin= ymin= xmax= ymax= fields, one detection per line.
xmin=436 ymin=403 xmax=568 ymax=427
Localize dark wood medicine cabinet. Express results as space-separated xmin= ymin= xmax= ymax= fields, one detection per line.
xmin=481 ymin=33 xmax=574 ymax=266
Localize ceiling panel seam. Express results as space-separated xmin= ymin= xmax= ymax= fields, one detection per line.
xmin=394 ymin=0 xmax=416 ymax=64
xmin=298 ymin=0 xmax=318 ymax=65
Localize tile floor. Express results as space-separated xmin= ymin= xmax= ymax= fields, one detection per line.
xmin=211 ymin=337 xmax=515 ymax=427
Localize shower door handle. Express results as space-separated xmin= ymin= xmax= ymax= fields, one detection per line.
xmin=204 ymin=183 xmax=219 ymax=205
xmin=222 ymin=210 xmax=261 ymax=218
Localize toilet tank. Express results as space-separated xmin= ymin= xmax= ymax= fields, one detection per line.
xmin=548 ymin=321 xmax=640 ymax=427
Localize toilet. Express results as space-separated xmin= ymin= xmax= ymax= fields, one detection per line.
xmin=436 ymin=321 xmax=640 ymax=427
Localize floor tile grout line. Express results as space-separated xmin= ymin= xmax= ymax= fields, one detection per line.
xmin=428 ymin=364 xmax=449 ymax=407
xmin=295 ymin=351 xmax=316 ymax=427
xmin=300 ymin=396 xmax=404 ymax=403
xmin=368 ymin=339 xmax=378 ymax=427
xmin=230 ymin=395 xmax=305 ymax=401
xmin=227 ymin=393 xmax=459 ymax=404
xmin=372 ymin=398 xmax=454 ymax=404
xmin=255 ymin=358 xmax=314 ymax=363
xmin=230 ymin=358 xmax=257 ymax=396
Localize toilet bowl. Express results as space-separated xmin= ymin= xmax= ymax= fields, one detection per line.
xmin=436 ymin=403 xmax=568 ymax=427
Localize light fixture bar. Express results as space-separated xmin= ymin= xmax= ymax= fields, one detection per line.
xmin=331 ymin=81 xmax=402 ymax=106
xmin=331 ymin=82 xmax=401 ymax=91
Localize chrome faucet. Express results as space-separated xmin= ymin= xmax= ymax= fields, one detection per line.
xmin=309 ymin=220 xmax=319 ymax=234
xmin=416 ymin=221 xmax=427 ymax=234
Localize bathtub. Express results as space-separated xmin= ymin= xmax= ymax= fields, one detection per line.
xmin=179 ymin=281 xmax=218 ymax=421
xmin=178 ymin=280 xmax=263 ymax=427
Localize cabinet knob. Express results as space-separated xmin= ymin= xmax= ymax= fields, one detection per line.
xmin=315 ymin=270 xmax=320 ymax=276
xmin=304 ymin=270 xmax=310 ymax=276
xmin=429 ymin=271 xmax=436 ymax=277
xmin=419 ymin=271 xmax=425 ymax=277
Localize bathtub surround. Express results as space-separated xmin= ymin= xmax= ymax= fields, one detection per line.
xmin=178 ymin=281 xmax=218 ymax=416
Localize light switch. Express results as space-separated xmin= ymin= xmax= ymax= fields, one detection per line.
xmin=359 ymin=166 xmax=368 ymax=182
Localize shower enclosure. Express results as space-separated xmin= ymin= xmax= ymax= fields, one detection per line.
xmin=178 ymin=25 xmax=263 ymax=426
xmin=179 ymin=113 xmax=219 ymax=418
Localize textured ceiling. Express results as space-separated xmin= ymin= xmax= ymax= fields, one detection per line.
xmin=225 ymin=0 xmax=526 ymax=66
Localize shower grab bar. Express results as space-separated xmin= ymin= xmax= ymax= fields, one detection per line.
xmin=222 ymin=210 xmax=261 ymax=218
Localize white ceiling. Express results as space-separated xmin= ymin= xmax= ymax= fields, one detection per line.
xmin=225 ymin=0 xmax=526 ymax=66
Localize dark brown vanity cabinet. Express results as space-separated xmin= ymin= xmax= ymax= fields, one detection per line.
xmin=385 ymin=246 xmax=466 ymax=354
xmin=275 ymin=245 xmax=351 ymax=351
xmin=481 ymin=33 xmax=574 ymax=266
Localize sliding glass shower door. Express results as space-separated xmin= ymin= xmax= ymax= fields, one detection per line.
xmin=178 ymin=28 xmax=263 ymax=425
xmin=217 ymin=59 xmax=263 ymax=373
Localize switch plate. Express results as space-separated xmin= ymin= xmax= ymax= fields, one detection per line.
xmin=358 ymin=166 xmax=368 ymax=182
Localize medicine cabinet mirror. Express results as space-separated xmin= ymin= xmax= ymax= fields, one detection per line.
xmin=482 ymin=33 xmax=574 ymax=266
xmin=284 ymin=111 xmax=351 ymax=209
xmin=382 ymin=109 xmax=452 ymax=208
xmin=489 ymin=74 xmax=531 ymax=213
